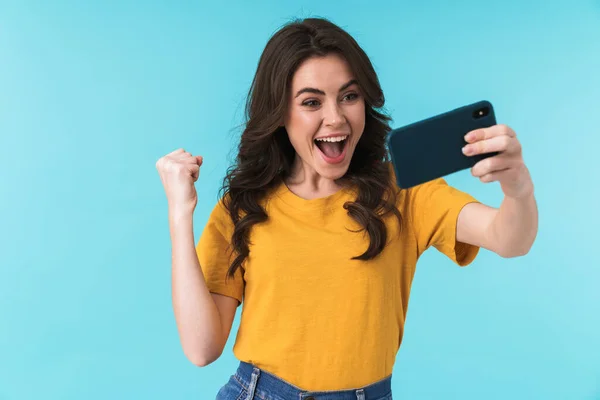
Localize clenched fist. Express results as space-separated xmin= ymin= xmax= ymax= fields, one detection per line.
xmin=156 ymin=148 xmax=203 ymax=217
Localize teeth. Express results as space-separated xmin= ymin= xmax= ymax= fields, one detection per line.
xmin=315 ymin=135 xmax=348 ymax=143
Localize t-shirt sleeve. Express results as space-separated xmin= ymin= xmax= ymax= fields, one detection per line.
xmin=407 ymin=178 xmax=480 ymax=266
xmin=196 ymin=199 xmax=245 ymax=305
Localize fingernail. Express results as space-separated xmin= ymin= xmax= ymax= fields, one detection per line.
xmin=462 ymin=145 xmax=470 ymax=155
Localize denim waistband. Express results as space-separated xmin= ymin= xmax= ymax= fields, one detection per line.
xmin=234 ymin=361 xmax=392 ymax=400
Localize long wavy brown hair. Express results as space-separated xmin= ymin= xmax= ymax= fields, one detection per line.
xmin=220 ymin=17 xmax=401 ymax=279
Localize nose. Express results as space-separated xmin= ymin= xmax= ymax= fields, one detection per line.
xmin=324 ymin=100 xmax=346 ymax=127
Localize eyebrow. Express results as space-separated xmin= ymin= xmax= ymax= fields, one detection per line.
xmin=294 ymin=79 xmax=358 ymax=98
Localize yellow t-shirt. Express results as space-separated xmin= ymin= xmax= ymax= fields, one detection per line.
xmin=197 ymin=170 xmax=479 ymax=391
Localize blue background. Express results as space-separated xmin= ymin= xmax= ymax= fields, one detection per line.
xmin=1 ymin=1 xmax=599 ymax=399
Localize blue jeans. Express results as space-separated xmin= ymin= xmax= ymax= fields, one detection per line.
xmin=215 ymin=361 xmax=393 ymax=400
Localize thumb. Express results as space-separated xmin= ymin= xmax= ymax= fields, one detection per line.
xmin=195 ymin=155 xmax=203 ymax=166
xmin=190 ymin=164 xmax=200 ymax=181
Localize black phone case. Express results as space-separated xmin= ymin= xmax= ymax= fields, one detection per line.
xmin=387 ymin=100 xmax=497 ymax=189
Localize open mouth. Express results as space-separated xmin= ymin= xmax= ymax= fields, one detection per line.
xmin=314 ymin=135 xmax=349 ymax=164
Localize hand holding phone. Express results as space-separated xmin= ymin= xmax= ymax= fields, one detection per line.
xmin=387 ymin=100 xmax=498 ymax=189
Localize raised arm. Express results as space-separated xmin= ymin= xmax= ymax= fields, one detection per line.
xmin=457 ymin=125 xmax=538 ymax=257
xmin=157 ymin=149 xmax=238 ymax=366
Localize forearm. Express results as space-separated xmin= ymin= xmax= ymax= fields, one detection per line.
xmin=169 ymin=210 xmax=224 ymax=365
xmin=487 ymin=192 xmax=538 ymax=257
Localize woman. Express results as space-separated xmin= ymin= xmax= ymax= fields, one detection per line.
xmin=156 ymin=17 xmax=538 ymax=400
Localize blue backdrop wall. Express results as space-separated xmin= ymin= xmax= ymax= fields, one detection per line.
xmin=1 ymin=1 xmax=599 ymax=399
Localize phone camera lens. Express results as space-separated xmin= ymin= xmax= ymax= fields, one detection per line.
xmin=473 ymin=107 xmax=489 ymax=119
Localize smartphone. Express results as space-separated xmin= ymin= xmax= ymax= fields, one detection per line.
xmin=386 ymin=100 xmax=497 ymax=189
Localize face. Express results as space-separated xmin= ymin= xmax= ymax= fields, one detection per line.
xmin=283 ymin=53 xmax=366 ymax=180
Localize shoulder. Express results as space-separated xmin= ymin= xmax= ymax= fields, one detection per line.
xmin=384 ymin=161 xmax=473 ymax=209
xmin=204 ymin=195 xmax=234 ymax=238
xmin=383 ymin=161 xmax=411 ymax=207
xmin=207 ymin=185 xmax=280 ymax=233
xmin=209 ymin=195 xmax=229 ymax=219
xmin=385 ymin=160 xmax=447 ymax=191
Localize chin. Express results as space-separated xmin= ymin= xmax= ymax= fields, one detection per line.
xmin=318 ymin=167 xmax=349 ymax=181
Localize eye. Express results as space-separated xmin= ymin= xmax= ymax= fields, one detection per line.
xmin=343 ymin=92 xmax=359 ymax=102
xmin=301 ymin=93 xmax=360 ymax=108
xmin=302 ymin=99 xmax=320 ymax=107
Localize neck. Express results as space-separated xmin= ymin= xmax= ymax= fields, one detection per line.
xmin=285 ymin=156 xmax=342 ymax=200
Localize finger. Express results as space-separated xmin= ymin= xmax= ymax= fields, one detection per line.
xmin=174 ymin=151 xmax=193 ymax=160
xmin=464 ymin=124 xmax=516 ymax=143
xmin=471 ymin=154 xmax=514 ymax=177
xmin=463 ymin=134 xmax=519 ymax=156
xmin=181 ymin=155 xmax=203 ymax=165
xmin=169 ymin=148 xmax=186 ymax=156
xmin=190 ymin=164 xmax=200 ymax=181
xmin=479 ymin=168 xmax=511 ymax=183
xmin=182 ymin=156 xmax=200 ymax=164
